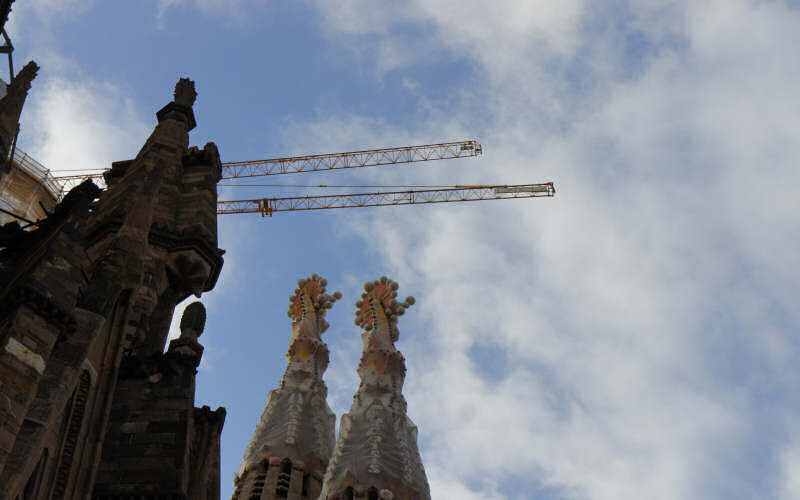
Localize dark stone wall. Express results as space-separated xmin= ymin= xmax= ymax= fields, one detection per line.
xmin=0 ymin=78 xmax=225 ymax=500
xmin=92 ymin=348 xmax=225 ymax=499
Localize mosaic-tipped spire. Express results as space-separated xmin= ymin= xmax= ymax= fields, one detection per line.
xmin=233 ymin=275 xmax=341 ymax=500
xmin=319 ymin=277 xmax=430 ymax=500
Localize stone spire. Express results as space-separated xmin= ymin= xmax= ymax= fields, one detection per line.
xmin=319 ymin=277 xmax=430 ymax=500
xmin=0 ymin=60 xmax=37 ymax=169
xmin=233 ymin=275 xmax=342 ymax=500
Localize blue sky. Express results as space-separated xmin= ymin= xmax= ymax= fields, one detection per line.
xmin=8 ymin=1 xmax=800 ymax=499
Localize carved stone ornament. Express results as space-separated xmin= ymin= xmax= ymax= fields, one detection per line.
xmin=179 ymin=301 xmax=206 ymax=340
xmin=10 ymin=61 xmax=39 ymax=93
xmin=174 ymin=78 xmax=197 ymax=107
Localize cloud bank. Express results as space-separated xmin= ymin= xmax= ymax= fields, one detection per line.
xmin=296 ymin=1 xmax=800 ymax=499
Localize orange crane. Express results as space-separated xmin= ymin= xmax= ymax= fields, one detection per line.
xmin=52 ymin=140 xmax=482 ymax=189
xmin=51 ymin=139 xmax=555 ymax=216
xmin=218 ymin=184 xmax=555 ymax=216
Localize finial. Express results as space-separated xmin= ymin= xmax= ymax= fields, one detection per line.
xmin=156 ymin=77 xmax=197 ymax=129
xmin=10 ymin=61 xmax=39 ymax=92
xmin=354 ymin=276 xmax=414 ymax=340
xmin=174 ymin=77 xmax=197 ymax=107
xmin=179 ymin=301 xmax=206 ymax=341
xmin=287 ymin=274 xmax=342 ymax=333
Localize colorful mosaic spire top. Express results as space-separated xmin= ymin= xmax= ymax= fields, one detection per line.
xmin=235 ymin=275 xmax=340 ymax=492
xmin=319 ymin=277 xmax=430 ymax=500
xmin=355 ymin=277 xmax=415 ymax=371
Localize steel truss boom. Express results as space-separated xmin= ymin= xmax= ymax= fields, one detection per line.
xmin=51 ymin=140 xmax=483 ymax=190
xmin=222 ymin=139 xmax=482 ymax=178
xmin=217 ymin=183 xmax=555 ymax=217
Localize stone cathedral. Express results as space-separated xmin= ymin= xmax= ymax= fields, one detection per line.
xmin=1 ymin=67 xmax=226 ymax=499
xmin=0 ymin=7 xmax=431 ymax=500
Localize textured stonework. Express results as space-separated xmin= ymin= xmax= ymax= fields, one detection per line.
xmin=0 ymin=180 xmax=101 ymax=493
xmin=0 ymin=60 xmax=37 ymax=171
xmin=233 ymin=275 xmax=341 ymax=500
xmin=93 ymin=302 xmax=225 ymax=500
xmin=319 ymin=277 xmax=430 ymax=500
xmin=0 ymin=75 xmax=226 ymax=499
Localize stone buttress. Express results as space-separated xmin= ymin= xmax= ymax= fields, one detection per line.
xmin=92 ymin=302 xmax=226 ymax=500
xmin=318 ymin=277 xmax=430 ymax=500
xmin=232 ymin=275 xmax=341 ymax=500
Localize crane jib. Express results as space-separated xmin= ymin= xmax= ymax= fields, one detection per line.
xmin=216 ymin=183 xmax=555 ymax=216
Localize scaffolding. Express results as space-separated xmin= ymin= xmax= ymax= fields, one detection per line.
xmin=0 ymin=148 xmax=60 ymax=225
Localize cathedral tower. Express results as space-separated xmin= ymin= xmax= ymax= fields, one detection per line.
xmin=0 ymin=76 xmax=226 ymax=499
xmin=233 ymin=275 xmax=341 ymax=500
xmin=319 ymin=277 xmax=430 ymax=500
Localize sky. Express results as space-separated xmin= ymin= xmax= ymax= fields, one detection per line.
xmin=7 ymin=1 xmax=800 ymax=499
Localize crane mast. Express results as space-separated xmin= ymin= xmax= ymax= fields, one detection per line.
xmin=217 ymin=183 xmax=555 ymax=216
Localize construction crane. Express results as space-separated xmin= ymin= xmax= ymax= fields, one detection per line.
xmin=222 ymin=140 xmax=482 ymax=178
xmin=218 ymin=183 xmax=555 ymax=216
xmin=51 ymin=140 xmax=482 ymax=191
xmin=50 ymin=139 xmax=555 ymax=217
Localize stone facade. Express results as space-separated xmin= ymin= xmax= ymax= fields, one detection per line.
xmin=0 ymin=71 xmax=226 ymax=499
xmin=93 ymin=303 xmax=225 ymax=500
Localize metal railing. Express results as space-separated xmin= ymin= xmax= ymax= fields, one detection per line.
xmin=10 ymin=149 xmax=63 ymax=201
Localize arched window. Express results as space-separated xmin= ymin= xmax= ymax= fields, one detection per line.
xmin=51 ymin=370 xmax=91 ymax=499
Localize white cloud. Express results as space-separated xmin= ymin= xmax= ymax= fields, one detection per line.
xmin=288 ymin=1 xmax=800 ymax=499
xmin=310 ymin=0 xmax=584 ymax=81
xmin=7 ymin=0 xmax=94 ymax=26
xmin=155 ymin=0 xmax=264 ymax=28
xmin=20 ymin=72 xmax=149 ymax=176
xmin=4 ymin=0 xmax=95 ymax=52
xmin=781 ymin=430 xmax=800 ymax=500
